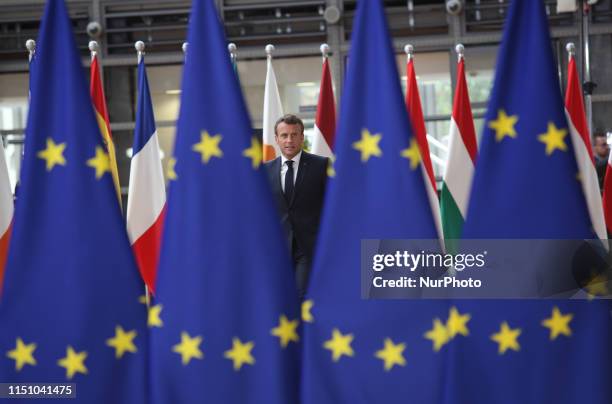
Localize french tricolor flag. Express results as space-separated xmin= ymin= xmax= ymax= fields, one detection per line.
xmin=127 ymin=57 xmax=166 ymax=293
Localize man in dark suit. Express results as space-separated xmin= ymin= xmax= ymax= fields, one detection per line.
xmin=264 ymin=114 xmax=329 ymax=297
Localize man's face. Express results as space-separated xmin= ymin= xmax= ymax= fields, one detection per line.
xmin=594 ymin=136 xmax=610 ymax=159
xmin=275 ymin=122 xmax=304 ymax=160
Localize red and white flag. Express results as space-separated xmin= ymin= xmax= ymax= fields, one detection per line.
xmin=565 ymin=51 xmax=607 ymax=240
xmin=0 ymin=146 xmax=13 ymax=293
xmin=127 ymin=57 xmax=166 ymax=292
xmin=405 ymin=55 xmax=443 ymax=240
xmin=311 ymin=57 xmax=336 ymax=158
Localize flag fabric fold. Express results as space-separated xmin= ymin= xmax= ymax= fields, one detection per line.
xmin=127 ymin=57 xmax=166 ymax=292
xmin=262 ymin=52 xmax=283 ymax=162
xmin=150 ymin=0 xmax=300 ymax=402
xmin=0 ymin=1 xmax=147 ymax=402
xmin=458 ymin=0 xmax=612 ymax=402
xmin=440 ymin=54 xmax=478 ymax=251
xmin=565 ymin=51 xmax=606 ymax=241
xmin=311 ymin=57 xmax=336 ymax=158
xmin=90 ymin=51 xmax=122 ymax=205
xmin=301 ymin=1 xmax=448 ymax=402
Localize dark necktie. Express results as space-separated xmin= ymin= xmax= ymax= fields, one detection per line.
xmin=284 ymin=160 xmax=294 ymax=203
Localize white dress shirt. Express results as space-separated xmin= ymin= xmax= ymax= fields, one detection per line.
xmin=280 ymin=150 xmax=302 ymax=192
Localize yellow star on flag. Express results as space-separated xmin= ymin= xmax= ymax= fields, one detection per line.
xmin=424 ymin=318 xmax=449 ymax=352
xmin=271 ymin=315 xmax=299 ymax=348
xmin=138 ymin=295 xmax=148 ymax=305
xmin=374 ymin=338 xmax=406 ymax=371
xmin=242 ymin=136 xmax=263 ymax=169
xmin=167 ymin=157 xmax=178 ymax=181
xmin=57 ymin=346 xmax=88 ymax=379
xmin=446 ymin=306 xmax=471 ymax=338
xmin=323 ymin=328 xmax=354 ymax=362
xmin=541 ymin=306 xmax=573 ymax=340
xmin=37 ymin=137 xmax=67 ymax=171
xmin=224 ymin=337 xmax=255 ymax=371
xmin=400 ymin=138 xmax=421 ymax=170
xmin=352 ymin=129 xmax=382 ymax=162
xmin=488 ymin=109 xmax=518 ymax=142
xmin=6 ymin=338 xmax=37 ymax=371
xmin=148 ymin=304 xmax=163 ymax=328
xmin=327 ymin=155 xmax=336 ymax=178
xmin=106 ymin=326 xmax=138 ymax=358
xmin=301 ymin=299 xmax=314 ymax=323
xmin=491 ymin=322 xmax=521 ymax=354
xmin=172 ymin=332 xmax=204 ymax=365
xmin=86 ymin=146 xmax=111 ymax=179
xmin=192 ymin=130 xmax=223 ymax=164
xmin=538 ymin=122 xmax=568 ymax=156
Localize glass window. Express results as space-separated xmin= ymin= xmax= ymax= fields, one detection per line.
xmin=463 ymin=46 xmax=497 ymax=146
xmin=0 ymin=72 xmax=30 ymax=192
xmin=144 ymin=56 xmax=330 ymax=163
xmin=237 ymin=56 xmax=327 ymax=147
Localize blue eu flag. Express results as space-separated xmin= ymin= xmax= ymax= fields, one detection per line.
xmin=458 ymin=0 xmax=612 ymax=402
xmin=0 ymin=1 xmax=148 ymax=403
xmin=301 ymin=0 xmax=449 ymax=403
xmin=149 ymin=0 xmax=300 ymax=403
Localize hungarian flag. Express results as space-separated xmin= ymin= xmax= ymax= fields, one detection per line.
xmin=90 ymin=53 xmax=122 ymax=205
xmin=127 ymin=56 xmax=166 ymax=292
xmin=0 ymin=147 xmax=13 ymax=294
xmin=311 ymin=57 xmax=336 ymax=158
xmin=262 ymin=50 xmax=283 ymax=162
xmin=565 ymin=53 xmax=607 ymax=239
xmin=440 ymin=53 xmax=478 ymax=251
xmin=405 ymin=56 xmax=443 ymax=240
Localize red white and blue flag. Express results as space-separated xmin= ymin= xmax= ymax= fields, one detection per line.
xmin=127 ymin=57 xmax=166 ymax=292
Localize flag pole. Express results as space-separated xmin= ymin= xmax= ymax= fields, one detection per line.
xmin=581 ymin=1 xmax=594 ymax=139
xmin=404 ymin=43 xmax=414 ymax=62
xmin=320 ymin=43 xmax=330 ymax=63
xmin=25 ymin=39 xmax=36 ymax=63
xmin=228 ymin=42 xmax=237 ymax=65
xmin=566 ymin=42 xmax=576 ymax=62
xmin=455 ymin=43 xmax=465 ymax=63
xmin=265 ymin=43 xmax=275 ymax=62
xmin=135 ymin=40 xmax=145 ymax=64
xmin=88 ymin=40 xmax=99 ymax=61
xmin=182 ymin=41 xmax=188 ymax=56
xmin=133 ymin=40 xmax=150 ymax=307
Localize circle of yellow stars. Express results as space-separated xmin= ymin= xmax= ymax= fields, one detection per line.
xmin=36 ymin=137 xmax=115 ymax=180
xmin=488 ymin=109 xmax=570 ymax=158
xmin=6 ymin=301 xmax=579 ymax=377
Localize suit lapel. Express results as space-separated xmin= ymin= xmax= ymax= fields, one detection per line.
xmin=290 ymin=151 xmax=308 ymax=207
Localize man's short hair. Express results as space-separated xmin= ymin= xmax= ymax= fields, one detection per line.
xmin=274 ymin=114 xmax=304 ymax=136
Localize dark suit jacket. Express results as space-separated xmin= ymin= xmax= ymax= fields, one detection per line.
xmin=264 ymin=151 xmax=328 ymax=261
